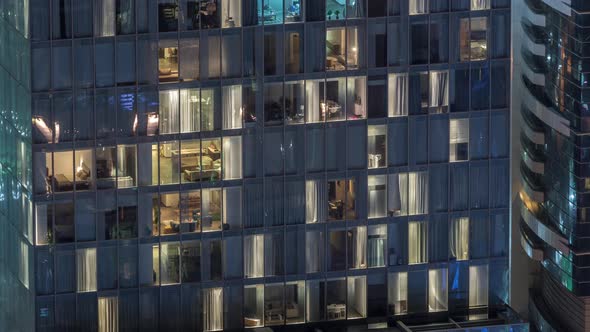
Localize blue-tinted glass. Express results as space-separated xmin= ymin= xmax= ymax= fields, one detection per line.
xmin=429 ymin=115 xmax=449 ymax=162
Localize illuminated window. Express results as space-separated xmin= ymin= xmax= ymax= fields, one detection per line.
xmin=388 ymin=272 xmax=408 ymax=315
xmin=76 ymin=248 xmax=96 ymax=292
xmin=158 ymin=42 xmax=179 ymax=82
xmin=450 ymin=217 xmax=469 ymax=260
xmin=408 ymin=221 xmax=428 ymax=264
xmin=450 ymin=119 xmax=469 ymax=162
xmin=428 ymin=268 xmax=448 ymax=312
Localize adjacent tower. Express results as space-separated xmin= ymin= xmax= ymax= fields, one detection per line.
xmin=516 ymin=0 xmax=590 ymax=331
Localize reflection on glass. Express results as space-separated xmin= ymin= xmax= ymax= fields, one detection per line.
xmin=326 ymin=0 xmax=345 ymax=20
xmin=428 ymin=268 xmax=448 ymax=312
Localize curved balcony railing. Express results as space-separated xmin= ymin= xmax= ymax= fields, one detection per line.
xmin=521 ymin=18 xmax=547 ymax=45
xmin=520 ymin=222 xmax=544 ymax=261
xmin=520 ymin=202 xmax=570 ymax=256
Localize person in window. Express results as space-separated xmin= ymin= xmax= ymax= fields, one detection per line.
xmin=200 ymin=1 xmax=219 ymax=28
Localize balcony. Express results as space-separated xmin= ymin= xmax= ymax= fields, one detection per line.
xmin=521 ymin=133 xmax=545 ymax=174
xmin=521 ymin=104 xmax=545 ymax=145
xmin=521 ymin=47 xmax=546 ymax=86
xmin=522 ymin=75 xmax=570 ymax=137
xmin=523 ymin=0 xmax=546 ymax=26
xmin=520 ymin=203 xmax=570 ymax=256
xmin=520 ymin=222 xmax=544 ymax=261
xmin=520 ymin=161 xmax=544 ymax=202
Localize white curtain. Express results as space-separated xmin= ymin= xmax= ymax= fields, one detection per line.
xmin=368 ymin=225 xmax=386 ymax=267
xmin=450 ymin=217 xmax=469 ymax=260
xmin=76 ymin=248 xmax=96 ymax=292
xmin=203 ymin=288 xmax=224 ymax=331
xmin=347 ymin=277 xmax=367 ymax=318
xmin=180 ymin=89 xmax=200 ymax=133
xmin=429 ymin=70 xmax=449 ymax=108
xmin=388 ymin=272 xmax=407 ymax=315
xmin=96 ymin=0 xmax=115 ymax=37
xmin=160 ymin=90 xmax=179 ymax=134
xmin=408 ymin=172 xmax=428 ymax=215
xmin=471 ymin=0 xmax=490 ymax=10
xmin=222 ymin=85 xmax=242 ymax=129
xmin=306 ymin=180 xmax=326 ymax=223
xmin=408 ymin=222 xmax=427 ymax=264
xmin=428 ymin=269 xmax=448 ymax=312
xmin=388 ymin=173 xmax=408 ymax=216
xmin=305 ymin=80 xmax=321 ymax=123
xmin=469 ymin=265 xmax=489 ymax=307
xmin=409 ymin=0 xmax=428 ymax=15
xmin=353 ymin=227 xmax=367 ymax=269
xmin=388 ymin=73 xmax=408 ymax=117
xmin=222 ymin=136 xmax=242 ymax=180
xmin=222 ymin=0 xmax=242 ymax=27
xmin=244 ymin=234 xmax=264 ymax=278
xmin=98 ymin=296 xmax=119 ymax=332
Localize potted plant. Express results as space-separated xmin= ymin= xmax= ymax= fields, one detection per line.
xmin=327 ymin=10 xmax=333 ymax=20
xmin=335 ymin=10 xmax=340 ymax=19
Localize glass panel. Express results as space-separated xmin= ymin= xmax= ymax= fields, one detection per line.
xmin=368 ymin=125 xmax=387 ymax=168
xmin=159 ymin=41 xmax=179 ymax=82
xmin=347 ymin=276 xmax=367 ymax=318
xmin=388 ymin=272 xmax=408 ymax=315
xmin=450 ymin=217 xmax=469 ymax=260
xmin=428 ymin=268 xmax=448 ymax=312
xmin=326 ymin=27 xmax=346 ymax=71
xmin=244 ymin=285 xmax=264 ymax=327
xmin=408 ymin=221 xmax=427 ymax=264
xmin=450 ymin=119 xmax=469 ymax=162
xmin=222 ymin=0 xmax=242 ymax=27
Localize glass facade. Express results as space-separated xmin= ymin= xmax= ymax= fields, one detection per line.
xmin=0 ymin=1 xmax=34 ymax=332
xmin=516 ymin=0 xmax=590 ymax=331
xmin=1 ymin=0 xmax=519 ymax=330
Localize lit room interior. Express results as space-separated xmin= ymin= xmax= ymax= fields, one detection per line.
xmin=327 ymin=179 xmax=356 ymax=220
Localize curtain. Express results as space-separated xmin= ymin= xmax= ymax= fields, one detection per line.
xmin=96 ymin=0 xmax=116 ymax=37
xmin=428 ymin=269 xmax=448 ymax=312
xmin=450 ymin=217 xmax=469 ymax=260
xmin=471 ymin=0 xmax=490 ymax=10
xmin=98 ymin=296 xmax=119 ymax=332
xmin=368 ymin=225 xmax=386 ymax=267
xmin=349 ymin=0 xmax=365 ymax=17
xmin=76 ymin=248 xmax=96 ymax=292
xmin=409 ymin=172 xmax=428 ymax=215
xmin=388 ymin=73 xmax=408 ymax=117
xmin=244 ymin=235 xmax=264 ymax=278
xmin=305 ymin=80 xmax=321 ymax=123
xmin=203 ymin=288 xmax=223 ymax=331
xmin=388 ymin=272 xmax=407 ymax=314
xmin=306 ymin=180 xmax=326 ymax=223
xmin=180 ymin=89 xmax=200 ymax=133
xmin=265 ymin=178 xmax=284 ymax=226
xmin=408 ymin=222 xmax=427 ymax=264
xmin=353 ymin=227 xmax=367 ymax=268
xmin=242 ymin=0 xmax=258 ymax=26
xmin=160 ymin=90 xmax=179 ymax=134
xmin=347 ymin=277 xmax=367 ymax=318
xmin=388 ymin=173 xmax=408 ymax=216
xmin=469 ymin=265 xmax=489 ymax=307
xmin=451 ymin=165 xmax=469 ymax=211
xmin=223 ymin=136 xmax=242 ymax=180
xmin=409 ymin=0 xmax=428 ymax=15
xmin=222 ymin=86 xmax=242 ymax=129
xmin=429 ymin=70 xmax=449 ymax=107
